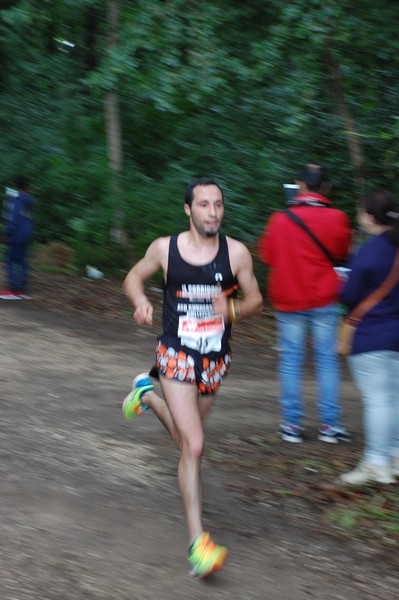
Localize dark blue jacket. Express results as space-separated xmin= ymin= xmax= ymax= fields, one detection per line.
xmin=340 ymin=232 xmax=399 ymax=354
xmin=3 ymin=191 xmax=35 ymax=245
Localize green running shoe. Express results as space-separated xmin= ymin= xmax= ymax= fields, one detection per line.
xmin=122 ymin=373 xmax=154 ymax=420
xmin=188 ymin=531 xmax=228 ymax=578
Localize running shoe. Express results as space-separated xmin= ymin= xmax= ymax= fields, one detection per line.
xmin=318 ymin=425 xmax=351 ymax=444
xmin=122 ymin=373 xmax=154 ymax=420
xmin=280 ymin=424 xmax=304 ymax=443
xmin=0 ymin=290 xmax=21 ymax=300
xmin=15 ymin=291 xmax=32 ymax=299
xmin=188 ymin=531 xmax=228 ymax=578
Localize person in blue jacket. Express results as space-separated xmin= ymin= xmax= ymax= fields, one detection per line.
xmin=1 ymin=175 xmax=35 ymax=299
xmin=339 ymin=188 xmax=399 ymax=485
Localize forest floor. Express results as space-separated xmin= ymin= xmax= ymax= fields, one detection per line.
xmin=0 ymin=270 xmax=398 ymax=600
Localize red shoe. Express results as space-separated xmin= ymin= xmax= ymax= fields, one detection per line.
xmin=0 ymin=290 xmax=21 ymax=300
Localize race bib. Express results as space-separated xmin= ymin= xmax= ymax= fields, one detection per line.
xmin=178 ymin=315 xmax=225 ymax=353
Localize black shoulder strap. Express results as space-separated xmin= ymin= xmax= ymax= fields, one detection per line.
xmin=218 ymin=233 xmax=227 ymax=254
xmin=285 ymin=209 xmax=336 ymax=266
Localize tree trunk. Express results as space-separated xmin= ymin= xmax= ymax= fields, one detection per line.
xmin=324 ymin=41 xmax=366 ymax=189
xmin=105 ymin=90 xmax=123 ymax=189
xmin=105 ymin=0 xmax=131 ymax=252
xmin=105 ymin=0 xmax=122 ymax=192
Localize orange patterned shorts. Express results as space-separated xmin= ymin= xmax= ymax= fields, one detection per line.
xmin=155 ymin=339 xmax=232 ymax=395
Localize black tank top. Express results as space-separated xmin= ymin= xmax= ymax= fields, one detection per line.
xmin=162 ymin=234 xmax=238 ymax=354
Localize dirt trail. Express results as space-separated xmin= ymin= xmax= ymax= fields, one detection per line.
xmin=0 ymin=275 xmax=398 ymax=599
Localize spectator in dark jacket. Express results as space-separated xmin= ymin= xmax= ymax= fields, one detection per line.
xmin=1 ymin=175 xmax=35 ymax=299
xmin=340 ymin=189 xmax=399 ymax=485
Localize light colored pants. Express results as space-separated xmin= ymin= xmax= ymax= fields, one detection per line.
xmin=275 ymin=304 xmax=341 ymax=427
xmin=349 ymin=350 xmax=399 ymax=467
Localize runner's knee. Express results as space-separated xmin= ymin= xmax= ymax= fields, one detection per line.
xmin=181 ymin=434 xmax=204 ymax=460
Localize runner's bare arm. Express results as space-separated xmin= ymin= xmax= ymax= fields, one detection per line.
xmin=212 ymin=238 xmax=263 ymax=322
xmin=123 ymin=237 xmax=169 ymax=325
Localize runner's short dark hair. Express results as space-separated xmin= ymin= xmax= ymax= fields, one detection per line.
xmin=184 ymin=178 xmax=224 ymax=207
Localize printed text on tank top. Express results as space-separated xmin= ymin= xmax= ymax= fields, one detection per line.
xmin=163 ymin=235 xmax=238 ymax=354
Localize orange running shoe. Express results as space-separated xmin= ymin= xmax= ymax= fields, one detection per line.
xmin=188 ymin=531 xmax=228 ymax=578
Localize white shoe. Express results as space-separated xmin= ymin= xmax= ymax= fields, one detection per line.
xmin=391 ymin=457 xmax=399 ymax=477
xmin=340 ymin=461 xmax=395 ymax=485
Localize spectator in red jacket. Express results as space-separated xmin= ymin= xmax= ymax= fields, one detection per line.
xmin=258 ymin=164 xmax=352 ymax=443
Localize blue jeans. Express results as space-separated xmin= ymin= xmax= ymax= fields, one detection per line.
xmin=5 ymin=244 xmax=29 ymax=292
xmin=349 ymin=351 xmax=399 ymax=467
xmin=275 ymin=305 xmax=341 ymax=427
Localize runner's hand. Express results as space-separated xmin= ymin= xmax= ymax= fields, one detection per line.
xmin=134 ymin=299 xmax=153 ymax=325
xmin=212 ymin=294 xmax=230 ymax=321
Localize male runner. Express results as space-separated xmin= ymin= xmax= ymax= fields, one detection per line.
xmin=122 ymin=178 xmax=263 ymax=577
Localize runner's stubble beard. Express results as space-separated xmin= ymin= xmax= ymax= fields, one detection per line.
xmin=190 ymin=213 xmax=223 ymax=239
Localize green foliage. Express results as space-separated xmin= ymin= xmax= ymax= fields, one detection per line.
xmin=329 ymin=490 xmax=399 ymax=544
xmin=2 ymin=0 xmax=399 ymax=263
xmin=331 ymin=508 xmax=358 ymax=532
xmin=72 ymin=239 xmax=130 ymax=275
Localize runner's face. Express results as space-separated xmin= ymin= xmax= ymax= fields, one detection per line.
xmin=186 ymin=185 xmax=224 ymax=237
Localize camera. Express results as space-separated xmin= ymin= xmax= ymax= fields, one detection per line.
xmin=282 ymin=183 xmax=299 ymax=205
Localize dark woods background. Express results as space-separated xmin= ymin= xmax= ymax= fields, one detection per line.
xmin=1 ymin=0 xmax=399 ymax=274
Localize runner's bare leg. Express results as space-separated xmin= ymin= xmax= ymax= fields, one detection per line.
xmin=140 ymin=389 xmax=180 ymax=447
xmin=159 ymin=376 xmax=213 ymax=545
xmin=142 ymin=384 xmax=214 ymax=449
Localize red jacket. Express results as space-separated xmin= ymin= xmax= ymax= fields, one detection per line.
xmin=258 ymin=193 xmax=351 ymax=311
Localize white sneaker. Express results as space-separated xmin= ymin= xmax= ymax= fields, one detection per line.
xmin=340 ymin=461 xmax=395 ymax=485
xmin=391 ymin=457 xmax=399 ymax=477
xmin=279 ymin=424 xmax=304 ymax=443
